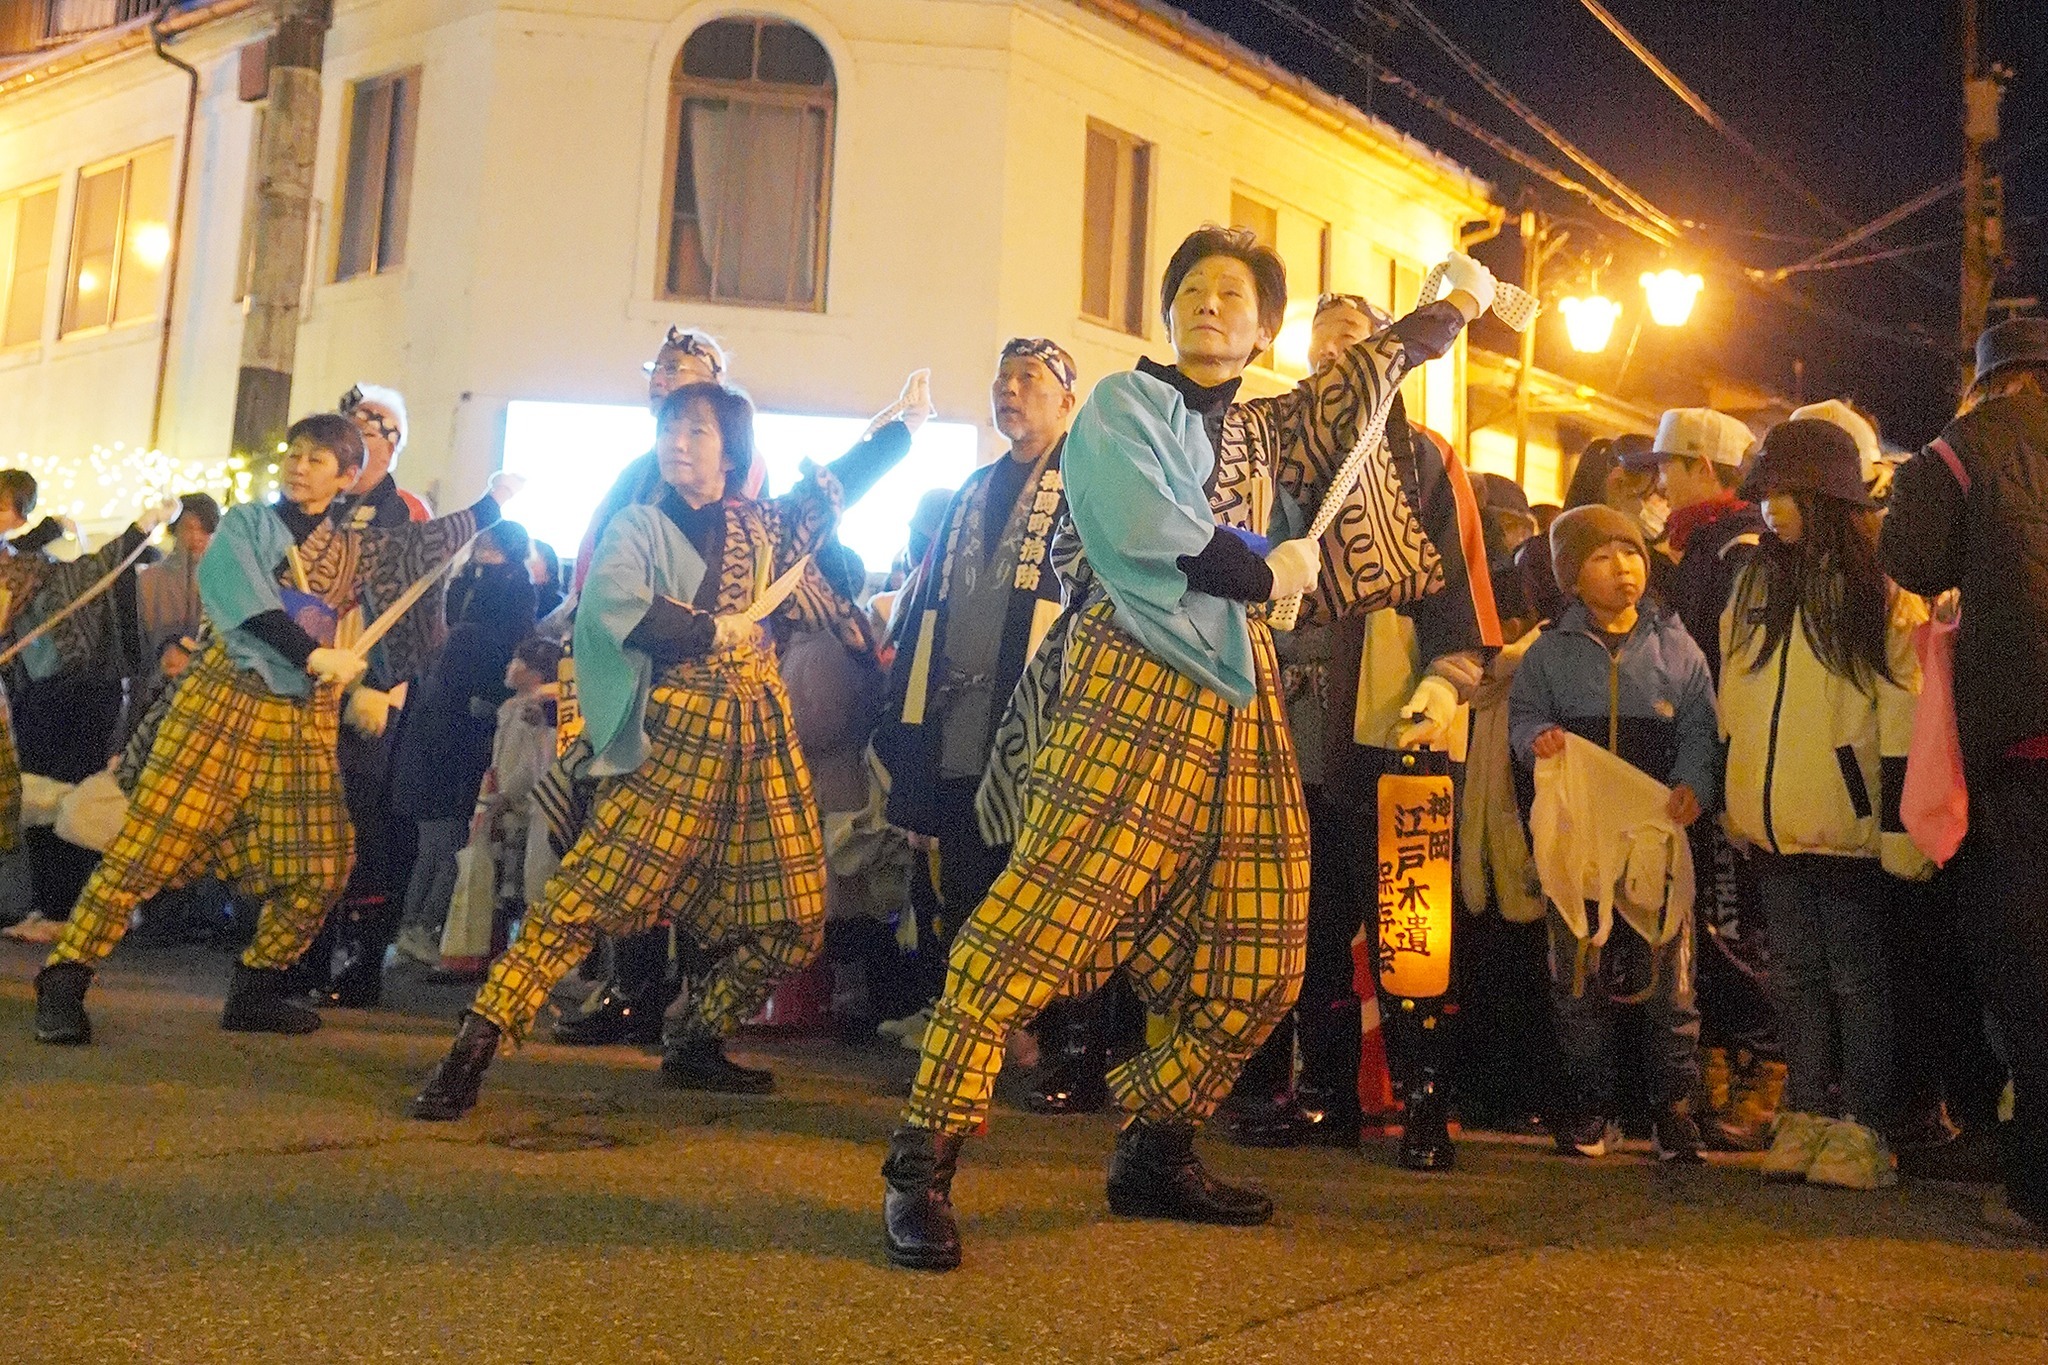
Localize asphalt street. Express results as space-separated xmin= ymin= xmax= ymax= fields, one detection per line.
xmin=3 ymin=945 xmax=2043 ymax=1364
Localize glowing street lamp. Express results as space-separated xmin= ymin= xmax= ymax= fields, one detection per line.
xmin=1559 ymin=293 xmax=1621 ymax=353
xmin=1641 ymin=268 xmax=1704 ymax=326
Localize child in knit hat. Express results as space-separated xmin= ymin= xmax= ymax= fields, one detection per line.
xmin=1509 ymin=503 xmax=1721 ymax=1163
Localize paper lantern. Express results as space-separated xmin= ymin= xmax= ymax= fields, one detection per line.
xmin=1376 ymin=759 xmax=1456 ymax=999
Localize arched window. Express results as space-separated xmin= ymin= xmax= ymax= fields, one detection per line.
xmin=661 ymin=16 xmax=834 ymax=310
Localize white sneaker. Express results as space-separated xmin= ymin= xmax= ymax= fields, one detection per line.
xmin=1 ymin=912 xmax=64 ymax=943
xmin=393 ymin=924 xmax=442 ymax=968
xmin=876 ymin=1007 xmax=927 ymax=1040
xmin=1806 ymin=1119 xmax=1898 ymax=1190
xmin=1761 ymin=1111 xmax=1831 ymax=1181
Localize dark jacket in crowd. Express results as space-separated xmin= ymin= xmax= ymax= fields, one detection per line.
xmin=1661 ymin=494 xmax=1763 ymax=682
xmin=1880 ymin=390 xmax=2048 ymax=782
xmin=390 ymin=561 xmax=536 ymax=821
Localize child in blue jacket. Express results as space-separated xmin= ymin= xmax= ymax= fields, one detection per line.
xmin=1509 ymin=503 xmax=1720 ymax=1162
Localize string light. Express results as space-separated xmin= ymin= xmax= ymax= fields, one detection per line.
xmin=5 ymin=443 xmax=276 ymax=532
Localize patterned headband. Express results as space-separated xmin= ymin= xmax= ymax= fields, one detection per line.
xmin=1315 ymin=292 xmax=1394 ymax=330
xmin=340 ymin=386 xmax=402 ymax=446
xmin=646 ymin=326 xmax=727 ymax=377
xmin=999 ymin=337 xmax=1078 ymax=393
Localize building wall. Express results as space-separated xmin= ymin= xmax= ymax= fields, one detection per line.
xmin=0 ymin=0 xmax=1491 ymax=530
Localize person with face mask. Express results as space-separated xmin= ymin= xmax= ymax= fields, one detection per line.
xmin=408 ymin=380 xmax=908 ymax=1119
xmin=33 ymin=414 xmax=521 ymax=1046
xmin=880 ymin=226 xmax=1485 ymax=1272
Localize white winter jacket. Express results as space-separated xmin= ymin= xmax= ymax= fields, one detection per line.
xmin=1719 ymin=575 xmax=1932 ymax=880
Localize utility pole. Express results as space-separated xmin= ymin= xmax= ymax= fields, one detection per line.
xmin=230 ymin=0 xmax=334 ymax=459
xmin=1958 ymin=0 xmax=2005 ymax=360
xmin=1513 ymin=208 xmax=1540 ymax=490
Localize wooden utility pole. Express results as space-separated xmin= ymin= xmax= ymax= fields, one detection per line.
xmin=230 ymin=0 xmax=334 ymax=459
xmin=1513 ymin=208 xmax=1540 ymax=490
xmin=1958 ymin=0 xmax=2004 ymax=358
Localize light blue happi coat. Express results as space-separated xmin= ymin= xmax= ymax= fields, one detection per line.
xmin=198 ymin=502 xmax=323 ymax=699
xmin=575 ymin=504 xmax=710 ymax=777
xmin=1064 ymin=369 xmax=1257 ymax=707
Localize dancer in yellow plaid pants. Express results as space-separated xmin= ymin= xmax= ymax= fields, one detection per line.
xmin=49 ymin=642 xmax=353 ymax=971
xmin=470 ymin=644 xmax=826 ymax=1044
xmin=905 ymin=600 xmax=1308 ymax=1133
xmin=0 ymin=687 xmax=21 ymax=856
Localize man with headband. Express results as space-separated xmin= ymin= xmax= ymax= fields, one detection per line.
xmin=876 ymin=338 xmax=1114 ymax=1114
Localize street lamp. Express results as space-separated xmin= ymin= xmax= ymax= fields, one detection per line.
xmin=1641 ymin=268 xmax=1704 ymax=326
xmin=1559 ymin=293 xmax=1621 ymax=353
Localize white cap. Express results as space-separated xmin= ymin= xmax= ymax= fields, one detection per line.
xmin=1652 ymin=408 xmax=1755 ymax=468
xmin=1790 ymin=399 xmax=1880 ymax=483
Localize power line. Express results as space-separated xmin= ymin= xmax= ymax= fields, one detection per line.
xmin=1575 ymin=0 xmax=1843 ymax=226
xmin=1391 ymin=0 xmax=1680 ymax=238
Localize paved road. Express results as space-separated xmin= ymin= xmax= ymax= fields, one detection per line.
xmin=3 ymin=944 xmax=2043 ymax=1364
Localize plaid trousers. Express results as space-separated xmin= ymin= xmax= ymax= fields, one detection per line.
xmin=0 ymin=683 xmax=20 ymax=855
xmin=904 ymin=598 xmax=1309 ymax=1135
xmin=471 ymin=644 xmax=827 ymax=1043
xmin=50 ymin=642 xmax=352 ymax=971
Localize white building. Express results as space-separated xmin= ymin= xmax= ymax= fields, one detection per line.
xmin=0 ymin=0 xmax=1496 ymax=562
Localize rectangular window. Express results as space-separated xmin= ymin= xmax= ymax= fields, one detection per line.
xmin=1081 ymin=120 xmax=1151 ymax=336
xmin=335 ymin=69 xmax=419 ymax=282
xmin=0 ymin=184 xmax=58 ymax=349
xmin=59 ymin=142 xmax=171 ymax=337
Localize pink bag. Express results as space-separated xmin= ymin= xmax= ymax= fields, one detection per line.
xmin=1902 ymin=611 xmax=1967 ymax=865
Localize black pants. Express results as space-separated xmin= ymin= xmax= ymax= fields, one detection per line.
xmin=15 ymin=674 xmax=125 ymax=917
xmin=1693 ymin=827 xmax=1779 ymax=1059
xmin=924 ymin=776 xmax=1012 ymax=1005
xmin=1955 ymin=757 xmax=2048 ymax=1222
xmin=1881 ymin=872 xmax=2008 ymax=1135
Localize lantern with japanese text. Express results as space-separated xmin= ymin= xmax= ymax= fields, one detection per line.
xmin=1375 ymin=751 xmax=1456 ymax=999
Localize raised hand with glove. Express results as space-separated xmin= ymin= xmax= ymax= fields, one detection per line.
xmin=1436 ymin=251 xmax=1495 ymax=324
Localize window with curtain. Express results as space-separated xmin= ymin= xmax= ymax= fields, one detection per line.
xmin=1081 ymin=120 xmax=1151 ymax=336
xmin=59 ymin=142 xmax=171 ymax=337
xmin=0 ymin=183 xmax=58 ymax=349
xmin=335 ymin=69 xmax=420 ymax=283
xmin=662 ymin=17 xmax=834 ymax=310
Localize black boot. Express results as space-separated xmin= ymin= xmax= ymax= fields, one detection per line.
xmin=659 ymin=1028 xmax=774 ymax=1094
xmin=221 ymin=963 xmax=322 ymax=1034
xmin=1293 ymin=998 xmax=1365 ymax=1148
xmin=1106 ymin=1119 xmax=1273 ymax=1225
xmin=33 ymin=962 xmax=93 ymax=1045
xmin=317 ymin=946 xmax=384 ymax=1009
xmin=409 ymin=1012 xmax=503 ymax=1120
xmin=1027 ymin=996 xmax=1108 ymax=1115
xmin=551 ymin=977 xmax=669 ymax=1046
xmin=882 ymin=1125 xmax=964 ymax=1271
xmin=1397 ymin=1070 xmax=1456 ymax=1171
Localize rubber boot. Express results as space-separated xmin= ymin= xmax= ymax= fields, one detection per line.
xmin=409 ymin=1011 xmax=503 ymax=1121
xmin=1106 ymin=1120 xmax=1273 ymax=1225
xmin=882 ymin=1124 xmax=964 ymax=1271
xmin=1389 ymin=998 xmax=1456 ymax=1171
xmin=33 ymin=961 xmax=93 ymax=1045
xmin=221 ymin=963 xmax=323 ymax=1034
xmin=659 ymin=1025 xmax=774 ymax=1094
xmin=1027 ymin=994 xmax=1109 ymax=1115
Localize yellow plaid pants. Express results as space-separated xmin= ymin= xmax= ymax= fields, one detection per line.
xmin=904 ymin=600 xmax=1309 ymax=1135
xmin=50 ymin=642 xmax=352 ymax=971
xmin=471 ymin=645 xmax=827 ymax=1043
xmin=0 ymin=683 xmax=21 ymax=855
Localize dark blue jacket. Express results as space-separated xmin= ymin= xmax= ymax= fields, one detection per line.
xmin=1508 ymin=599 xmax=1721 ymax=811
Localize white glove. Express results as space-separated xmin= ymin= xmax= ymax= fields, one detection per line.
xmin=899 ymin=368 xmax=934 ymax=434
xmin=1395 ymin=674 xmax=1461 ymax=751
xmin=1264 ymin=537 xmax=1322 ymax=601
xmin=135 ymin=496 xmax=181 ymax=537
xmin=305 ymin=647 xmax=368 ymax=689
xmin=486 ymin=471 xmax=528 ymax=505
xmin=1438 ymin=252 xmax=1496 ymax=318
xmin=712 ymin=614 xmax=760 ymax=653
xmin=343 ymin=686 xmax=393 ymax=737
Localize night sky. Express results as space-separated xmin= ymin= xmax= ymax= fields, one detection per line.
xmin=1173 ymin=0 xmax=2047 ymax=447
